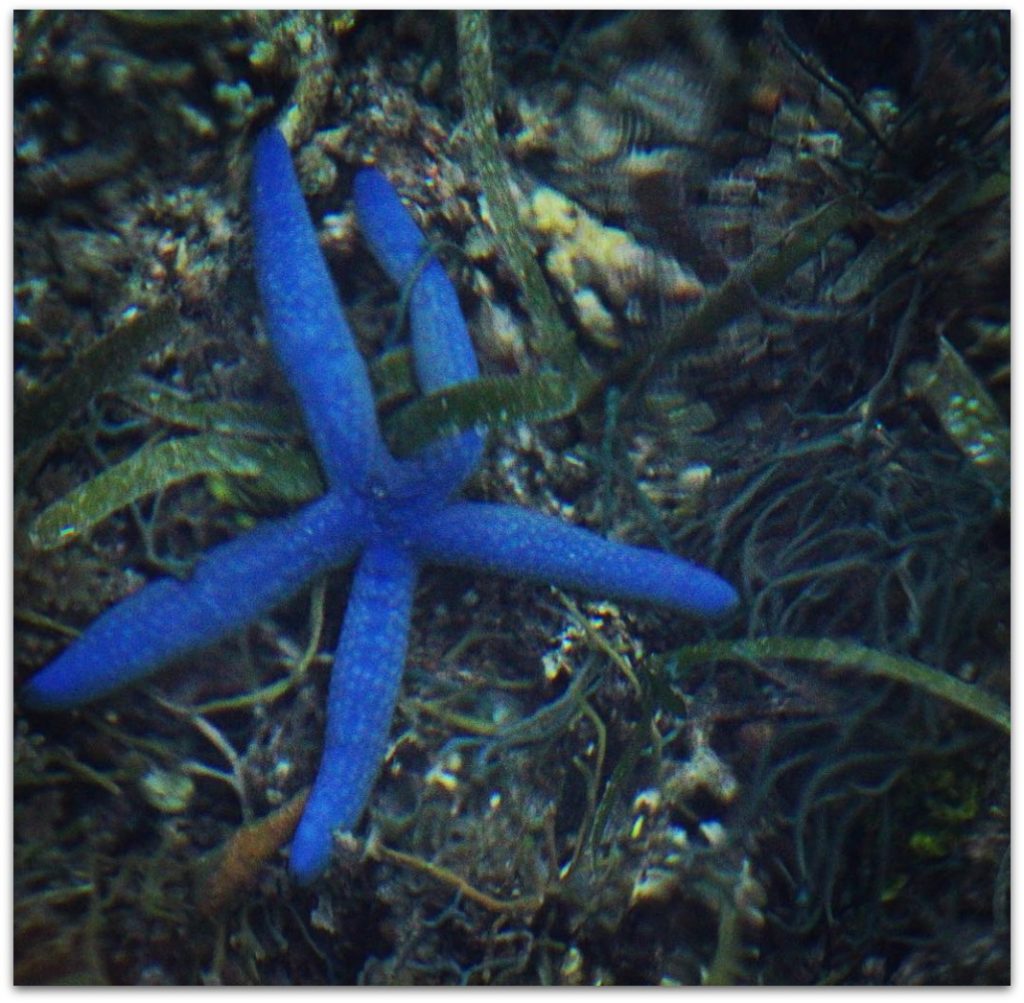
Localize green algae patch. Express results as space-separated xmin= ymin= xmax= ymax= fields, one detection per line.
xmin=118 ymin=377 xmax=299 ymax=438
xmin=905 ymin=336 xmax=1010 ymax=495
xmin=385 ymin=371 xmax=577 ymax=457
xmin=205 ymin=440 xmax=324 ymax=512
xmin=368 ymin=346 xmax=417 ymax=408
xmin=29 ymin=434 xmax=299 ymax=550
xmin=666 ymin=636 xmax=1009 ymax=734
xmin=15 ymin=301 xmax=180 ymax=455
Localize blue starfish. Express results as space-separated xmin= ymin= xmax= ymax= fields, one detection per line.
xmin=22 ymin=127 xmax=738 ymax=884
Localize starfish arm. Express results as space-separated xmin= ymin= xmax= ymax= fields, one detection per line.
xmin=290 ymin=540 xmax=418 ymax=883
xmin=412 ymin=502 xmax=739 ymax=617
xmin=21 ymin=493 xmax=370 ymax=711
xmin=252 ymin=128 xmax=385 ymax=489
xmin=353 ymin=167 xmax=484 ymax=486
xmin=353 ymin=168 xmax=480 ymax=391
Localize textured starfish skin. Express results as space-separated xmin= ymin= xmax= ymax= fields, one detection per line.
xmin=20 ymin=493 xmax=367 ymax=711
xmin=22 ymin=128 xmax=738 ymax=884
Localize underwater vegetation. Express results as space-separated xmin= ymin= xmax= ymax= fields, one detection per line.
xmin=14 ymin=10 xmax=1008 ymax=986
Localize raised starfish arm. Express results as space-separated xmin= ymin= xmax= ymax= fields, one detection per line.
xmin=411 ymin=502 xmax=739 ymax=617
xmin=252 ymin=128 xmax=386 ymax=490
xmin=353 ymin=168 xmax=479 ymax=393
xmin=21 ymin=493 xmax=369 ymax=711
xmin=290 ymin=540 xmax=418 ymax=883
xmin=353 ymin=167 xmax=484 ymax=488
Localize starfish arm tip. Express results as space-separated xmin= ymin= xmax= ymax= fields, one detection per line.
xmin=352 ymin=167 xmax=426 ymax=280
xmin=289 ymin=808 xmax=341 ymax=885
xmin=252 ymin=127 xmax=384 ymax=488
xmin=355 ymin=166 xmax=484 ymax=488
xmin=412 ymin=502 xmax=739 ymax=618
xmin=21 ymin=494 xmax=367 ymax=711
xmin=353 ymin=165 xmax=480 ymax=399
xmin=290 ymin=541 xmax=418 ymax=882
